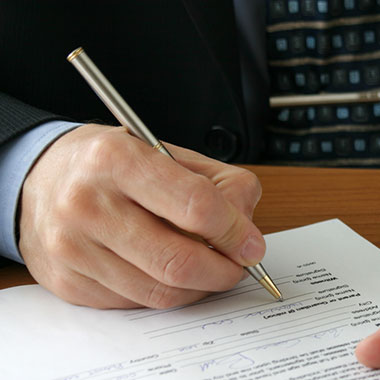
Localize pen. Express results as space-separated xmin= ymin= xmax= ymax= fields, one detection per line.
xmin=67 ymin=47 xmax=283 ymax=302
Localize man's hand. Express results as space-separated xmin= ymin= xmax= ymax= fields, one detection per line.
xmin=356 ymin=330 xmax=380 ymax=368
xmin=19 ymin=124 xmax=265 ymax=309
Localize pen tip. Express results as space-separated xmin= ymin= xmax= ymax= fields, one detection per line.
xmin=258 ymin=275 xmax=283 ymax=302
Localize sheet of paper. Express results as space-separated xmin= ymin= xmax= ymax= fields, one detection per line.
xmin=1 ymin=219 xmax=380 ymax=380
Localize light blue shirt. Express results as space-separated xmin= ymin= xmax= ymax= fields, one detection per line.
xmin=0 ymin=121 xmax=81 ymax=263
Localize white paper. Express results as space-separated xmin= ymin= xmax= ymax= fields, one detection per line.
xmin=1 ymin=219 xmax=380 ymax=380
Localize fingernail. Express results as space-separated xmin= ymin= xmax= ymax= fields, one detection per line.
xmin=240 ymin=235 xmax=265 ymax=266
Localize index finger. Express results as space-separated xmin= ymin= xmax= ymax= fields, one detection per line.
xmin=164 ymin=143 xmax=262 ymax=218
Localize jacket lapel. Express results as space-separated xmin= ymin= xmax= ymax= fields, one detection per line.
xmin=181 ymin=0 xmax=244 ymax=113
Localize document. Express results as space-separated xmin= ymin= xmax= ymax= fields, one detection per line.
xmin=1 ymin=219 xmax=380 ymax=380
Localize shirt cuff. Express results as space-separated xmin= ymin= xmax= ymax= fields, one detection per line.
xmin=0 ymin=121 xmax=82 ymax=263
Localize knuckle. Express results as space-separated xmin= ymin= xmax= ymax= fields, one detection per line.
xmin=234 ymin=170 xmax=262 ymax=216
xmin=238 ymin=170 xmax=262 ymax=199
xmin=54 ymin=181 xmax=99 ymax=223
xmin=183 ymin=177 xmax=218 ymax=230
xmin=85 ymin=132 xmax=119 ymax=172
xmin=84 ymin=129 xmax=145 ymax=186
xmin=157 ymin=242 xmax=195 ymax=286
xmin=146 ymin=282 xmax=181 ymax=309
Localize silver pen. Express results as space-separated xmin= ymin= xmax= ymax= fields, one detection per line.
xmin=67 ymin=47 xmax=283 ymax=302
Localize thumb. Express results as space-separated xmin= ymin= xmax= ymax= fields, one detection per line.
xmin=355 ymin=329 xmax=380 ymax=368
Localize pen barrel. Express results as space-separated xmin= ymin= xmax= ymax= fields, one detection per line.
xmin=67 ymin=48 xmax=172 ymax=158
xmin=245 ymin=263 xmax=268 ymax=282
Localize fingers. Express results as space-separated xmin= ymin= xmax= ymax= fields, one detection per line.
xmin=165 ymin=143 xmax=262 ymax=217
xmin=355 ymin=329 xmax=380 ymax=368
xmin=58 ymin=242 xmax=210 ymax=309
xmin=47 ymin=269 xmax=143 ymax=309
xmin=109 ymin=133 xmax=265 ymax=267
xmin=84 ymin=194 xmax=244 ymax=292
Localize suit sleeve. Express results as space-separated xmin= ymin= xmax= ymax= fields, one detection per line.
xmin=0 ymin=92 xmax=71 ymax=146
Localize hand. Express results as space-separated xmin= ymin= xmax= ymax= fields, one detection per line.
xmin=356 ymin=329 xmax=380 ymax=368
xmin=19 ymin=124 xmax=265 ymax=309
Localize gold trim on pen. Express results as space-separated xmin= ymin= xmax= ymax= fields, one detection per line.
xmin=153 ymin=141 xmax=164 ymax=151
xmin=259 ymin=276 xmax=283 ymax=301
xmin=67 ymin=47 xmax=84 ymax=62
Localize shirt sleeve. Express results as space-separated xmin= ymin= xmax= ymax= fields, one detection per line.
xmin=0 ymin=120 xmax=83 ymax=263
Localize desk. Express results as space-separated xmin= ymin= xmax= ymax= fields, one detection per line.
xmin=1 ymin=165 xmax=379 ymax=290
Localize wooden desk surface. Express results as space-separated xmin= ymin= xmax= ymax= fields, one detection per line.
xmin=1 ymin=165 xmax=379 ymax=290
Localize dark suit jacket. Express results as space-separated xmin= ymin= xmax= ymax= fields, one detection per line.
xmin=0 ymin=0 xmax=269 ymax=163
